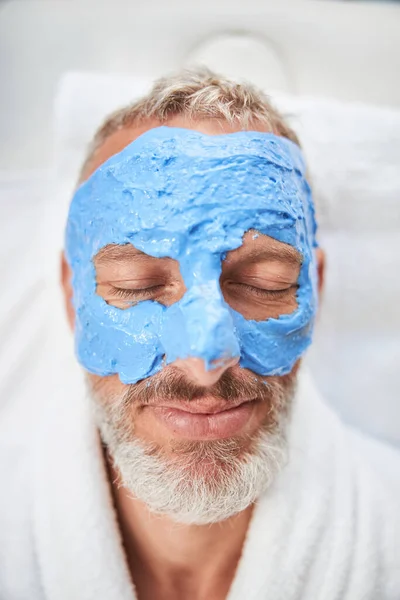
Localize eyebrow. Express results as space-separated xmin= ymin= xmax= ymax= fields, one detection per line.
xmin=94 ymin=244 xmax=155 ymax=266
xmin=94 ymin=243 xmax=302 ymax=268
xmin=225 ymin=245 xmax=302 ymax=268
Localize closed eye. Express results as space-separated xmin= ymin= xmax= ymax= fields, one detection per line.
xmin=112 ymin=285 xmax=165 ymax=299
xmin=225 ymin=282 xmax=298 ymax=298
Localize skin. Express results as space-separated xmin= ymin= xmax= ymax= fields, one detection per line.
xmin=61 ymin=115 xmax=325 ymax=600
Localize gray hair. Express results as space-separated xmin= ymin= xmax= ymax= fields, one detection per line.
xmin=80 ymin=68 xmax=300 ymax=179
xmin=88 ymin=371 xmax=294 ymax=525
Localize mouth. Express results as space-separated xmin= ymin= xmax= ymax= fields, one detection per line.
xmin=148 ymin=397 xmax=260 ymax=440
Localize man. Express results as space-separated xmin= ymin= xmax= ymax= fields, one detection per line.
xmin=1 ymin=70 xmax=400 ymax=600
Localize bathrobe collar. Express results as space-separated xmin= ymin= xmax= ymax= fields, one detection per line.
xmin=31 ymin=360 xmax=358 ymax=600
xmin=32 ymin=363 xmax=136 ymax=600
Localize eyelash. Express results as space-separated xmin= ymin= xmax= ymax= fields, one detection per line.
xmin=231 ymin=283 xmax=296 ymax=299
xmin=112 ymin=283 xmax=296 ymax=301
xmin=113 ymin=285 xmax=164 ymax=299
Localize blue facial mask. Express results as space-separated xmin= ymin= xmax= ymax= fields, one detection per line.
xmin=65 ymin=127 xmax=318 ymax=384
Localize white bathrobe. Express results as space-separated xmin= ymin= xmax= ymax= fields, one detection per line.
xmin=1 ymin=348 xmax=400 ymax=600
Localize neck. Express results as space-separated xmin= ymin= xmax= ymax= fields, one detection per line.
xmin=108 ymin=461 xmax=253 ymax=600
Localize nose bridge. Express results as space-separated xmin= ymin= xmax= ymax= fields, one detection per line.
xmin=176 ymin=251 xmax=240 ymax=367
xmin=183 ymin=280 xmax=240 ymax=366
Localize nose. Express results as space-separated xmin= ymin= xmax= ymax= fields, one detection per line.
xmin=161 ymin=252 xmax=241 ymax=384
xmin=161 ymin=279 xmax=241 ymax=385
xmin=174 ymin=355 xmax=239 ymax=387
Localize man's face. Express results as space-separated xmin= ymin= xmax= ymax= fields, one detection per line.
xmin=90 ymin=228 xmax=300 ymax=443
xmin=62 ymin=117 xmax=322 ymax=524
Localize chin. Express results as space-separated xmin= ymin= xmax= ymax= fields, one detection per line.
xmin=160 ymin=435 xmax=256 ymax=478
xmin=86 ymin=367 xmax=296 ymax=524
xmin=99 ymin=412 xmax=289 ymax=525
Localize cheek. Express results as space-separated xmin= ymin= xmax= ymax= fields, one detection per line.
xmin=130 ymin=406 xmax=183 ymax=447
xmin=88 ymin=373 xmax=129 ymax=406
xmin=88 ymin=373 xmax=175 ymax=444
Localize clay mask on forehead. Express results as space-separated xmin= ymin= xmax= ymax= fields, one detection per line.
xmin=65 ymin=126 xmax=318 ymax=384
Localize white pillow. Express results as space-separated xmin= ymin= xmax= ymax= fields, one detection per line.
xmin=47 ymin=71 xmax=400 ymax=446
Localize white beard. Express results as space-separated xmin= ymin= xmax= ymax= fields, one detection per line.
xmin=88 ymin=378 xmax=294 ymax=525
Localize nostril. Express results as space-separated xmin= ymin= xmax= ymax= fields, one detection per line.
xmin=173 ymin=356 xmax=240 ymax=387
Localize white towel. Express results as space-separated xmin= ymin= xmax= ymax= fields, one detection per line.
xmin=1 ymin=304 xmax=399 ymax=600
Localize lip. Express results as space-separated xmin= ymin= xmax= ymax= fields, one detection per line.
xmin=149 ymin=398 xmax=259 ymax=440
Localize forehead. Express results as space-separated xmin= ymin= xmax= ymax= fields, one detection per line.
xmin=69 ymin=126 xmax=311 ymax=261
xmin=82 ymin=117 xmax=276 ymax=181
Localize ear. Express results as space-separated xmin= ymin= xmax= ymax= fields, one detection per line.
xmin=315 ymin=247 xmax=325 ymax=298
xmin=60 ymin=252 xmax=75 ymax=331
